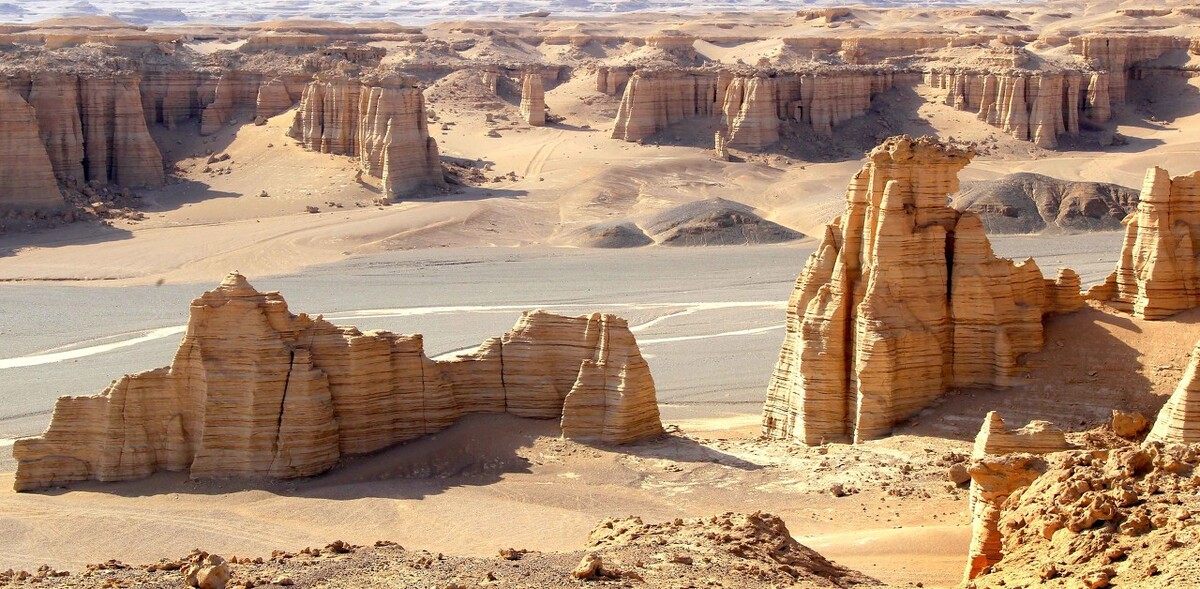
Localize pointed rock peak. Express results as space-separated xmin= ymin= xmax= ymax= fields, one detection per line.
xmin=215 ymin=272 xmax=260 ymax=297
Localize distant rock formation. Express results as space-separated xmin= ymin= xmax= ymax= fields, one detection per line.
xmin=13 ymin=273 xmax=663 ymax=491
xmin=1070 ymin=34 xmax=1189 ymax=104
xmin=288 ymin=74 xmax=446 ymax=198
xmin=519 ymin=72 xmax=546 ymax=126
xmin=1147 ymin=336 xmax=1200 ymax=444
xmin=610 ymin=69 xmax=901 ymax=147
xmin=0 ymin=87 xmax=63 ymax=211
xmin=761 ymin=136 xmax=1080 ymax=445
xmin=952 ymin=172 xmax=1138 ymax=233
xmin=643 ymin=198 xmax=804 ymax=246
xmin=965 ymin=412 xmax=1072 ymax=579
xmin=1087 ymin=167 xmax=1200 ymax=319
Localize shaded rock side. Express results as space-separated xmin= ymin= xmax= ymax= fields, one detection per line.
xmin=952 ymin=172 xmax=1139 ymax=234
xmin=761 ymin=136 xmax=1076 ymax=446
xmin=1071 ymin=34 xmax=1189 ymax=104
xmin=12 ymin=273 xmax=663 ymax=491
xmin=519 ymin=72 xmax=546 ymax=126
xmin=1087 ymin=166 xmax=1200 ymax=319
xmin=643 ymin=198 xmax=804 ymax=246
xmin=1147 ymin=337 xmax=1200 ymax=444
xmin=289 ymin=76 xmax=444 ymax=197
xmin=0 ymin=87 xmax=63 ymax=211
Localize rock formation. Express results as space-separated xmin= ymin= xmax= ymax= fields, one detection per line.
xmin=761 ymin=136 xmax=1077 ymax=445
xmin=1070 ymin=35 xmax=1188 ymax=103
xmin=0 ymin=87 xmax=64 ymax=211
xmin=1087 ymin=167 xmax=1200 ymax=319
xmin=254 ymin=78 xmax=295 ymax=119
xmin=288 ymin=75 xmax=445 ymax=198
xmin=965 ymin=412 xmax=1071 ymax=579
xmin=519 ymin=72 xmax=546 ymax=126
xmin=611 ymin=68 xmax=899 ymax=145
xmin=12 ymin=273 xmax=663 ymax=491
xmin=1147 ymin=336 xmax=1200 ymax=444
xmin=952 ymin=172 xmax=1139 ymax=233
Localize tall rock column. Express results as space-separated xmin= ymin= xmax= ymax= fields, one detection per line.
xmin=519 ymin=72 xmax=546 ymax=126
xmin=358 ymin=79 xmax=446 ymax=198
xmin=1147 ymin=336 xmax=1200 ymax=443
xmin=79 ymin=76 xmax=165 ymax=188
xmin=27 ymin=74 xmax=86 ymax=183
xmin=0 ymin=87 xmax=63 ymax=211
xmin=722 ymin=76 xmax=779 ymax=149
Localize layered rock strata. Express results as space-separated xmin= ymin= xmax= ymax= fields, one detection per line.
xmin=965 ymin=413 xmax=1072 ymax=579
xmin=761 ymin=136 xmax=1075 ymax=445
xmin=1070 ymin=35 xmax=1188 ymax=103
xmin=519 ymin=72 xmax=546 ymax=126
xmin=925 ymin=69 xmax=1107 ymax=148
xmin=1147 ymin=336 xmax=1200 ymax=444
xmin=611 ymin=69 xmax=900 ymax=147
xmin=0 ymin=87 xmax=64 ymax=210
xmin=13 ymin=273 xmax=663 ymax=491
xmin=289 ymin=75 xmax=445 ymax=197
xmin=1087 ymin=167 xmax=1200 ymax=319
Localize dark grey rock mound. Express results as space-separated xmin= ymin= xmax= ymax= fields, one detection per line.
xmin=569 ymin=221 xmax=653 ymax=248
xmin=643 ymin=198 xmax=803 ymax=246
xmin=952 ymin=173 xmax=1138 ymax=234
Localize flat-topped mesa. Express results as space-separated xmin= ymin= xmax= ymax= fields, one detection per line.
xmin=1070 ymin=34 xmax=1189 ymax=104
xmin=610 ymin=68 xmax=899 ymax=148
xmin=1087 ymin=167 xmax=1200 ymax=319
xmin=12 ymin=274 xmax=663 ymax=492
xmin=965 ymin=412 xmax=1072 ymax=580
xmin=761 ymin=136 xmax=1079 ymax=446
xmin=519 ymin=72 xmax=546 ymax=126
xmin=289 ymin=74 xmax=445 ymax=198
xmin=925 ymin=68 xmax=1105 ymax=148
xmin=1147 ymin=336 xmax=1200 ymax=444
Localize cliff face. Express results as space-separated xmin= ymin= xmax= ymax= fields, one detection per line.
xmin=519 ymin=72 xmax=546 ymax=126
xmin=12 ymin=273 xmax=664 ymax=492
xmin=1087 ymin=167 xmax=1200 ymax=319
xmin=760 ymin=136 xmax=1075 ymax=445
xmin=0 ymin=87 xmax=63 ymax=211
xmin=611 ymin=68 xmax=898 ymax=147
xmin=1147 ymin=336 xmax=1200 ymax=444
xmin=926 ymin=69 xmax=1103 ymax=148
xmin=289 ymin=76 xmax=443 ymax=197
xmin=1071 ymin=34 xmax=1188 ymax=103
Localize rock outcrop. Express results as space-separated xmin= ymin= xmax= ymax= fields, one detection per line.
xmin=952 ymin=172 xmax=1139 ymax=233
xmin=611 ymin=69 xmax=899 ymax=146
xmin=519 ymin=72 xmax=546 ymax=126
xmin=288 ymin=75 xmax=445 ymax=197
xmin=1147 ymin=337 xmax=1200 ymax=444
xmin=1087 ymin=167 xmax=1200 ymax=319
xmin=965 ymin=412 xmax=1072 ymax=579
xmin=1070 ymin=35 xmax=1188 ymax=103
xmin=0 ymin=87 xmax=63 ymax=211
xmin=761 ymin=136 xmax=1076 ymax=445
xmin=12 ymin=273 xmax=663 ymax=491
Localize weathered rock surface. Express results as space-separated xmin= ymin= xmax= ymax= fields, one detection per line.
xmin=0 ymin=86 xmax=64 ymax=211
xmin=643 ymin=198 xmax=804 ymax=246
xmin=1070 ymin=34 xmax=1188 ymax=104
xmin=761 ymin=136 xmax=1077 ymax=445
xmin=1147 ymin=337 xmax=1200 ymax=444
xmin=12 ymin=273 xmax=663 ymax=491
xmin=1087 ymin=167 xmax=1200 ymax=319
xmin=289 ymin=75 xmax=445 ymax=197
xmin=519 ymin=72 xmax=546 ymax=126
xmin=952 ymin=173 xmax=1139 ymax=233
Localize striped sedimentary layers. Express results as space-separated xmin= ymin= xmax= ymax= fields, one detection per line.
xmin=761 ymin=136 xmax=1080 ymax=445
xmin=13 ymin=273 xmax=663 ymax=491
xmin=1147 ymin=336 xmax=1200 ymax=444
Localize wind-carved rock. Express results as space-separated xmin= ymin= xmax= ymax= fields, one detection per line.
xmin=289 ymin=74 xmax=445 ymax=197
xmin=519 ymin=72 xmax=546 ymax=126
xmin=965 ymin=412 xmax=1071 ymax=580
xmin=1087 ymin=167 xmax=1200 ymax=319
xmin=1070 ymin=35 xmax=1188 ymax=104
xmin=255 ymin=78 xmax=295 ymax=119
xmin=611 ymin=68 xmax=898 ymax=147
xmin=1147 ymin=337 xmax=1200 ymax=444
xmin=925 ymin=69 xmax=1104 ymax=148
xmin=761 ymin=136 xmax=1077 ymax=445
xmin=12 ymin=273 xmax=663 ymax=491
xmin=0 ymin=87 xmax=63 ymax=211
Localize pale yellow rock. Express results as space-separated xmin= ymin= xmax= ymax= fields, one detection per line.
xmin=519 ymin=72 xmax=546 ymax=126
xmin=255 ymin=77 xmax=295 ymax=119
xmin=80 ymin=76 xmax=165 ymax=187
xmin=722 ymin=76 xmax=778 ymax=149
xmin=1146 ymin=337 xmax=1200 ymax=444
xmin=0 ymin=86 xmax=63 ymax=211
xmin=13 ymin=274 xmax=663 ymax=491
xmin=1070 ymin=34 xmax=1187 ymax=104
xmin=1111 ymin=409 xmax=1150 ymax=439
xmin=762 ymin=136 xmax=1077 ymax=445
xmin=1089 ymin=166 xmax=1200 ymax=319
xmin=926 ymin=69 xmax=1089 ymax=148
xmin=27 ymin=73 xmax=86 ymax=183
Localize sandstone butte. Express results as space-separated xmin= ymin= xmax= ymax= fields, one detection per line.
xmin=1147 ymin=336 xmax=1200 ymax=444
xmin=1087 ymin=166 xmax=1200 ymax=320
xmin=12 ymin=273 xmax=664 ymax=492
xmin=964 ymin=412 xmax=1072 ymax=580
xmin=519 ymin=72 xmax=546 ymax=126
xmin=287 ymin=73 xmax=446 ymax=198
xmin=760 ymin=135 xmax=1083 ymax=446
